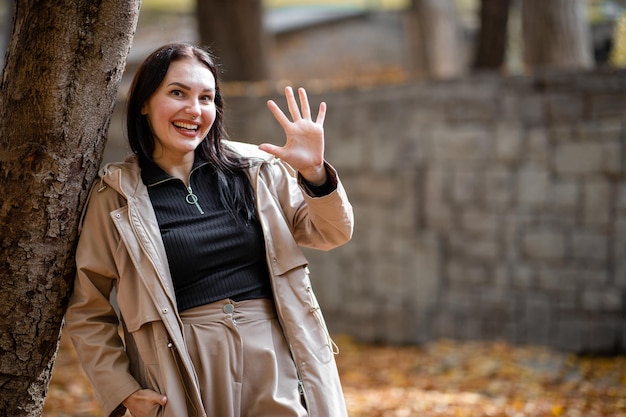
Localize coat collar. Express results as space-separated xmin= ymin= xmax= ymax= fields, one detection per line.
xmin=138 ymin=156 xmax=208 ymax=187
xmin=98 ymin=141 xmax=275 ymax=198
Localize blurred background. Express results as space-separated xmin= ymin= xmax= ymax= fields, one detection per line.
xmin=2 ymin=1 xmax=626 ymax=415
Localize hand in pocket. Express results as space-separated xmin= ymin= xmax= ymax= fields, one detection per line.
xmin=123 ymin=389 xmax=167 ymax=417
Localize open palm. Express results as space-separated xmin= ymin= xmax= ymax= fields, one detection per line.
xmin=260 ymin=86 xmax=327 ymax=185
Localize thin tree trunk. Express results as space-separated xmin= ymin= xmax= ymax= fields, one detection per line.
xmin=196 ymin=0 xmax=271 ymax=81
xmin=0 ymin=1 xmax=139 ymax=415
xmin=522 ymin=0 xmax=592 ymax=71
xmin=408 ymin=0 xmax=463 ymax=79
xmin=473 ymin=0 xmax=512 ymax=70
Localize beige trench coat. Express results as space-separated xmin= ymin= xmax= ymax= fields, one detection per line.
xmin=64 ymin=141 xmax=354 ymax=417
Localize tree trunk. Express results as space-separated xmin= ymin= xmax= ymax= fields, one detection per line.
xmin=407 ymin=0 xmax=463 ymax=79
xmin=0 ymin=1 xmax=139 ymax=416
xmin=473 ymin=0 xmax=512 ymax=70
xmin=522 ymin=0 xmax=593 ymax=71
xmin=196 ymin=0 xmax=271 ymax=81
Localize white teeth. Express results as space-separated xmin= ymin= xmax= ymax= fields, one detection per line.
xmin=173 ymin=122 xmax=198 ymax=131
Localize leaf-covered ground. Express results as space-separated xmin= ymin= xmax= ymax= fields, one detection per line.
xmin=44 ymin=332 xmax=626 ymax=417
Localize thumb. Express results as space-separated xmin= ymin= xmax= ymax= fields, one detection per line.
xmin=258 ymin=143 xmax=284 ymax=159
xmin=146 ymin=390 xmax=168 ymax=406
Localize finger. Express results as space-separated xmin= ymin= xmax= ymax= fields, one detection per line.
xmin=316 ymin=101 xmax=327 ymax=126
xmin=258 ymin=143 xmax=286 ymax=159
xmin=298 ymin=87 xmax=311 ymax=120
xmin=266 ymin=100 xmax=290 ymax=129
xmin=285 ymin=86 xmax=302 ymax=121
xmin=144 ymin=390 xmax=167 ymax=406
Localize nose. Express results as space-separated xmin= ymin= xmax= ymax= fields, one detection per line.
xmin=185 ymin=99 xmax=201 ymax=117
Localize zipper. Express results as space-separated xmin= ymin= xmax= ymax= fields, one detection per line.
xmin=185 ymin=185 xmax=204 ymax=214
xmin=148 ymin=164 xmax=206 ymax=215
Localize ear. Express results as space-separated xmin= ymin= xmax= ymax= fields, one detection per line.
xmin=141 ymin=104 xmax=148 ymax=116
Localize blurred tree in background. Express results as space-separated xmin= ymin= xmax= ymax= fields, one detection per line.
xmin=196 ymin=0 xmax=271 ymax=81
xmin=473 ymin=0 xmax=512 ymax=70
xmin=187 ymin=0 xmax=622 ymax=81
xmin=522 ymin=0 xmax=593 ymax=70
xmin=407 ymin=0 xmax=464 ymax=79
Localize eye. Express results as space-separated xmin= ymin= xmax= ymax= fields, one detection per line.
xmin=170 ymin=89 xmax=184 ymax=97
xmin=200 ymin=94 xmax=214 ymax=103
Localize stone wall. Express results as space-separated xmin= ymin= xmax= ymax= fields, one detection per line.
xmin=221 ymin=69 xmax=626 ymax=353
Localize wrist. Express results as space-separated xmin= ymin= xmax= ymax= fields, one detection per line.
xmin=299 ymin=164 xmax=327 ymax=186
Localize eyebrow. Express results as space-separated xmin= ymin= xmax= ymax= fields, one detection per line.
xmin=167 ymin=82 xmax=215 ymax=92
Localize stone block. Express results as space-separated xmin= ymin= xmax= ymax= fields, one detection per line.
xmin=461 ymin=209 xmax=500 ymax=236
xmin=446 ymin=98 xmax=498 ymax=123
xmin=432 ymin=127 xmax=492 ymax=163
xmin=447 ymin=260 xmax=489 ymax=287
xmin=521 ymin=228 xmax=566 ymax=262
xmin=524 ymin=294 xmax=552 ymax=345
xmin=517 ymin=166 xmax=550 ymax=206
xmin=526 ymin=127 xmax=550 ymax=164
xmin=536 ymin=267 xmax=580 ymax=291
xmin=495 ymin=123 xmax=523 ymax=163
xmin=583 ymin=180 xmax=611 ymax=225
xmin=406 ymin=235 xmax=441 ymax=309
xmin=518 ymin=95 xmax=546 ymax=126
xmin=583 ymin=320 xmax=623 ymax=353
xmin=447 ymin=231 xmax=497 ymax=260
xmin=424 ymin=167 xmax=454 ymax=231
xmin=554 ymin=142 xmax=621 ymax=175
xmin=589 ymin=93 xmax=626 ymax=119
xmin=571 ymin=230 xmax=609 ymax=263
xmin=550 ymin=179 xmax=580 ymax=211
xmin=617 ymin=183 xmax=626 ymax=213
xmin=510 ymin=264 xmax=535 ymax=289
xmin=582 ymin=288 xmax=623 ymax=312
xmin=451 ymin=168 xmax=483 ymax=204
xmin=554 ymin=318 xmax=586 ymax=352
xmin=546 ymin=94 xmax=584 ymax=124
xmin=577 ymin=121 xmax=624 ymax=142
xmin=485 ymin=167 xmax=515 ymax=208
xmin=614 ymin=220 xmax=626 ymax=288
xmin=549 ymin=125 xmax=576 ymax=144
xmin=430 ymin=312 xmax=456 ymax=340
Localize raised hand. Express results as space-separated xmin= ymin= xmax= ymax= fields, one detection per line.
xmin=259 ymin=86 xmax=327 ymax=185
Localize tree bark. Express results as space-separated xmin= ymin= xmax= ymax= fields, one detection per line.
xmin=0 ymin=1 xmax=139 ymax=415
xmin=522 ymin=0 xmax=593 ymax=71
xmin=407 ymin=0 xmax=463 ymax=79
xmin=473 ymin=0 xmax=512 ymax=70
xmin=196 ymin=0 xmax=271 ymax=82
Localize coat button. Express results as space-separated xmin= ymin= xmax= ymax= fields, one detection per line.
xmin=223 ymin=303 xmax=234 ymax=314
xmin=161 ymin=308 xmax=169 ymax=314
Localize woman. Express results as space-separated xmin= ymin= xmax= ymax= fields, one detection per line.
xmin=64 ymin=42 xmax=353 ymax=417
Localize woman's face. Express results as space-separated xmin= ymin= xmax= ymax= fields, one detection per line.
xmin=141 ymin=58 xmax=217 ymax=162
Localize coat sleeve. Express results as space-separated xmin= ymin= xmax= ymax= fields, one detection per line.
xmin=262 ymin=159 xmax=354 ymax=251
xmin=64 ymin=183 xmax=141 ymax=417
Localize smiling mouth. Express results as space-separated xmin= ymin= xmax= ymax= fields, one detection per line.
xmin=173 ymin=121 xmax=199 ymax=131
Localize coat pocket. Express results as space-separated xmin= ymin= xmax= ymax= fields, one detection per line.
xmin=125 ymin=321 xmax=167 ymax=390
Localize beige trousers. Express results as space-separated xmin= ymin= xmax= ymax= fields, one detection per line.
xmin=180 ymin=298 xmax=308 ymax=417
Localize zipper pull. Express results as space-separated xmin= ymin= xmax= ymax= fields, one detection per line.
xmin=185 ymin=186 xmax=204 ymax=214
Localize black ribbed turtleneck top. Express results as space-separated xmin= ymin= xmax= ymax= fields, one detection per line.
xmin=139 ymin=157 xmax=273 ymax=312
